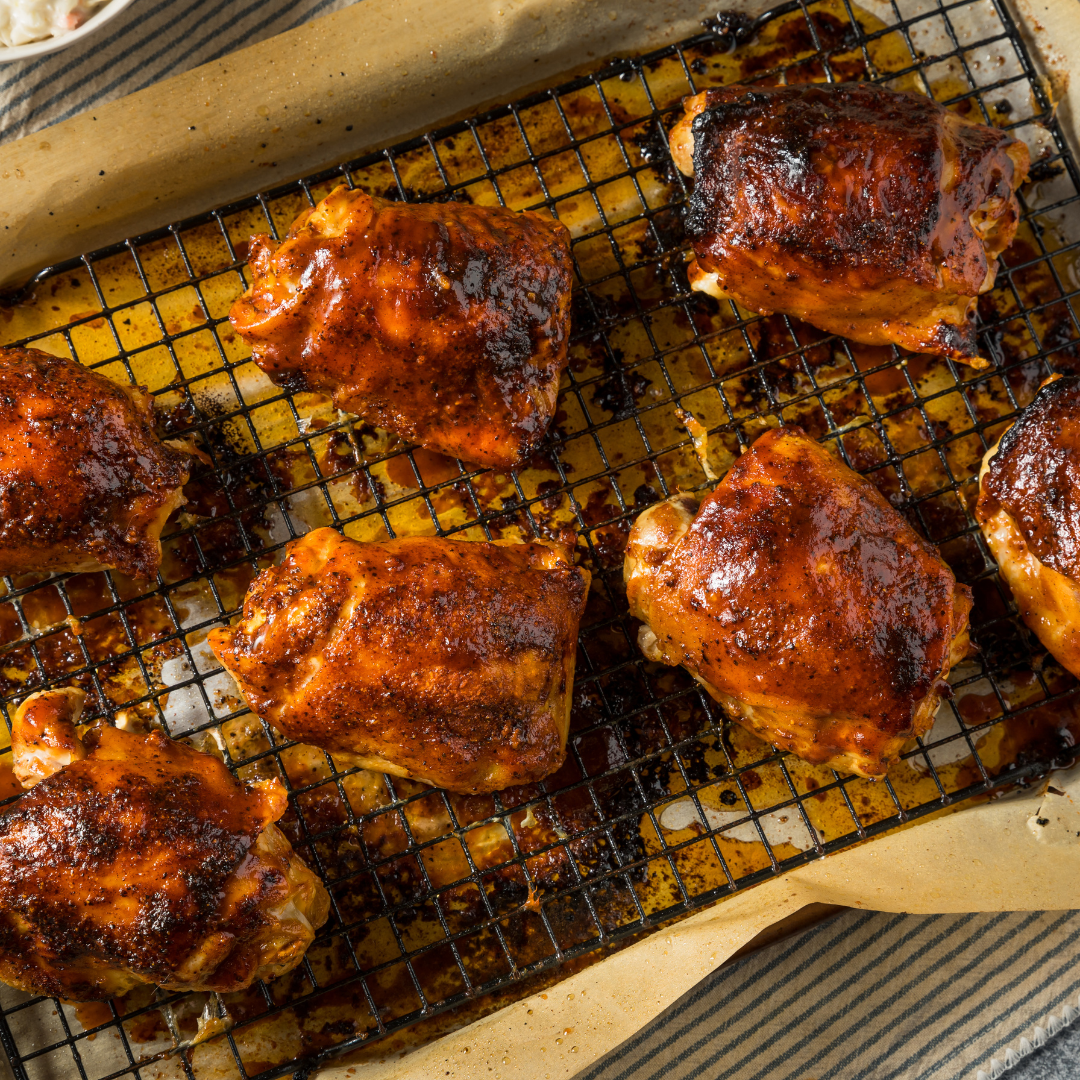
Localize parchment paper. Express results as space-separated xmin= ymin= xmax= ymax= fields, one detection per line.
xmin=0 ymin=0 xmax=1077 ymax=1077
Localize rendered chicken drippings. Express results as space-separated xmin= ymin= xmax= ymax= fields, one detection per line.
xmin=977 ymin=375 xmax=1080 ymax=677
xmin=209 ymin=527 xmax=590 ymax=794
xmin=669 ymin=82 xmax=1029 ymax=365
xmin=0 ymin=347 xmax=190 ymax=579
xmin=624 ymin=428 xmax=973 ymax=778
xmin=0 ymin=689 xmax=330 ymax=1002
xmin=229 ymin=187 xmax=573 ymax=469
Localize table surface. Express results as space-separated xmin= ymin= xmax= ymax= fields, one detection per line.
xmin=1 ymin=4 xmax=1077 ymax=1080
xmin=1015 ymin=1021 xmax=1080 ymax=1080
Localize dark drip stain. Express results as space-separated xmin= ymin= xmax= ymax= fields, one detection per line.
xmin=701 ymin=12 xmax=757 ymax=46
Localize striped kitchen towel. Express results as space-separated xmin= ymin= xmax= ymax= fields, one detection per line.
xmin=0 ymin=0 xmax=361 ymax=145
xmin=573 ymin=909 xmax=1080 ymax=1080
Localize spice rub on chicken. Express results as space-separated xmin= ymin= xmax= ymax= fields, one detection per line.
xmin=229 ymin=186 xmax=574 ymax=470
xmin=669 ymin=82 xmax=1029 ymax=366
xmin=209 ymin=527 xmax=591 ymax=794
xmin=976 ymin=375 xmax=1080 ymax=677
xmin=624 ymin=428 xmax=973 ymax=778
xmin=0 ymin=689 xmax=329 ymax=1002
xmin=0 ymin=347 xmax=190 ymax=579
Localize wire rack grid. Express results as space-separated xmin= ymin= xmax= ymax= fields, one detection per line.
xmin=0 ymin=0 xmax=1078 ymax=1077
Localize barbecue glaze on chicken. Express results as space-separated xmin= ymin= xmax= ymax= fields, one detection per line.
xmin=229 ymin=187 xmax=573 ymax=469
xmin=976 ymin=375 xmax=1080 ymax=676
xmin=669 ymin=82 xmax=1029 ymax=366
xmin=624 ymin=428 xmax=972 ymax=778
xmin=0 ymin=347 xmax=190 ymax=580
xmin=0 ymin=689 xmax=329 ymax=1002
xmin=209 ymin=527 xmax=590 ymax=794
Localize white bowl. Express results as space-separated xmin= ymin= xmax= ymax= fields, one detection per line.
xmin=0 ymin=0 xmax=138 ymax=62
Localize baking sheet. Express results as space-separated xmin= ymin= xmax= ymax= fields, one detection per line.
xmin=0 ymin=0 xmax=1077 ymax=1078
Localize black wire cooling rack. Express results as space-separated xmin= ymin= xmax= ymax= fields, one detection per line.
xmin=1 ymin=0 xmax=1078 ymax=1077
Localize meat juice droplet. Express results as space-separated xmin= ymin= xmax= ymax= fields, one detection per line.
xmin=0 ymin=764 xmax=21 ymax=803
xmin=70 ymin=1001 xmax=113 ymax=1032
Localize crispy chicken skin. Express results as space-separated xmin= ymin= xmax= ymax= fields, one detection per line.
xmin=229 ymin=186 xmax=573 ymax=469
xmin=9 ymin=686 xmax=88 ymax=789
xmin=0 ymin=689 xmax=329 ymax=1002
xmin=976 ymin=375 xmax=1080 ymax=676
xmin=669 ymin=83 xmax=1029 ymax=366
xmin=209 ymin=527 xmax=590 ymax=794
xmin=624 ymin=428 xmax=973 ymax=778
xmin=0 ymin=347 xmax=190 ymax=579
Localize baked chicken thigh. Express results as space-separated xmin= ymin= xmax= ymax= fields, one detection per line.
xmin=0 ymin=688 xmax=329 ymax=1002
xmin=624 ymin=428 xmax=972 ymax=777
xmin=976 ymin=375 xmax=1080 ymax=676
xmin=0 ymin=347 xmax=190 ymax=579
xmin=229 ymin=187 xmax=573 ymax=469
xmin=209 ymin=527 xmax=590 ymax=794
xmin=669 ymin=82 xmax=1029 ymax=365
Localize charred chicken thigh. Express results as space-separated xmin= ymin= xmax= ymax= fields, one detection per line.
xmin=976 ymin=375 xmax=1080 ymax=676
xmin=624 ymin=428 xmax=972 ymax=778
xmin=669 ymin=82 xmax=1029 ymax=365
xmin=0 ymin=689 xmax=329 ymax=1002
xmin=209 ymin=527 xmax=590 ymax=794
xmin=229 ymin=187 xmax=574 ymax=469
xmin=0 ymin=347 xmax=190 ymax=579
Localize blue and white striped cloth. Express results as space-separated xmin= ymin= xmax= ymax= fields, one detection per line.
xmin=576 ymin=910 xmax=1080 ymax=1080
xmin=3 ymin=4 xmax=1078 ymax=1079
xmin=0 ymin=0 xmax=358 ymax=145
